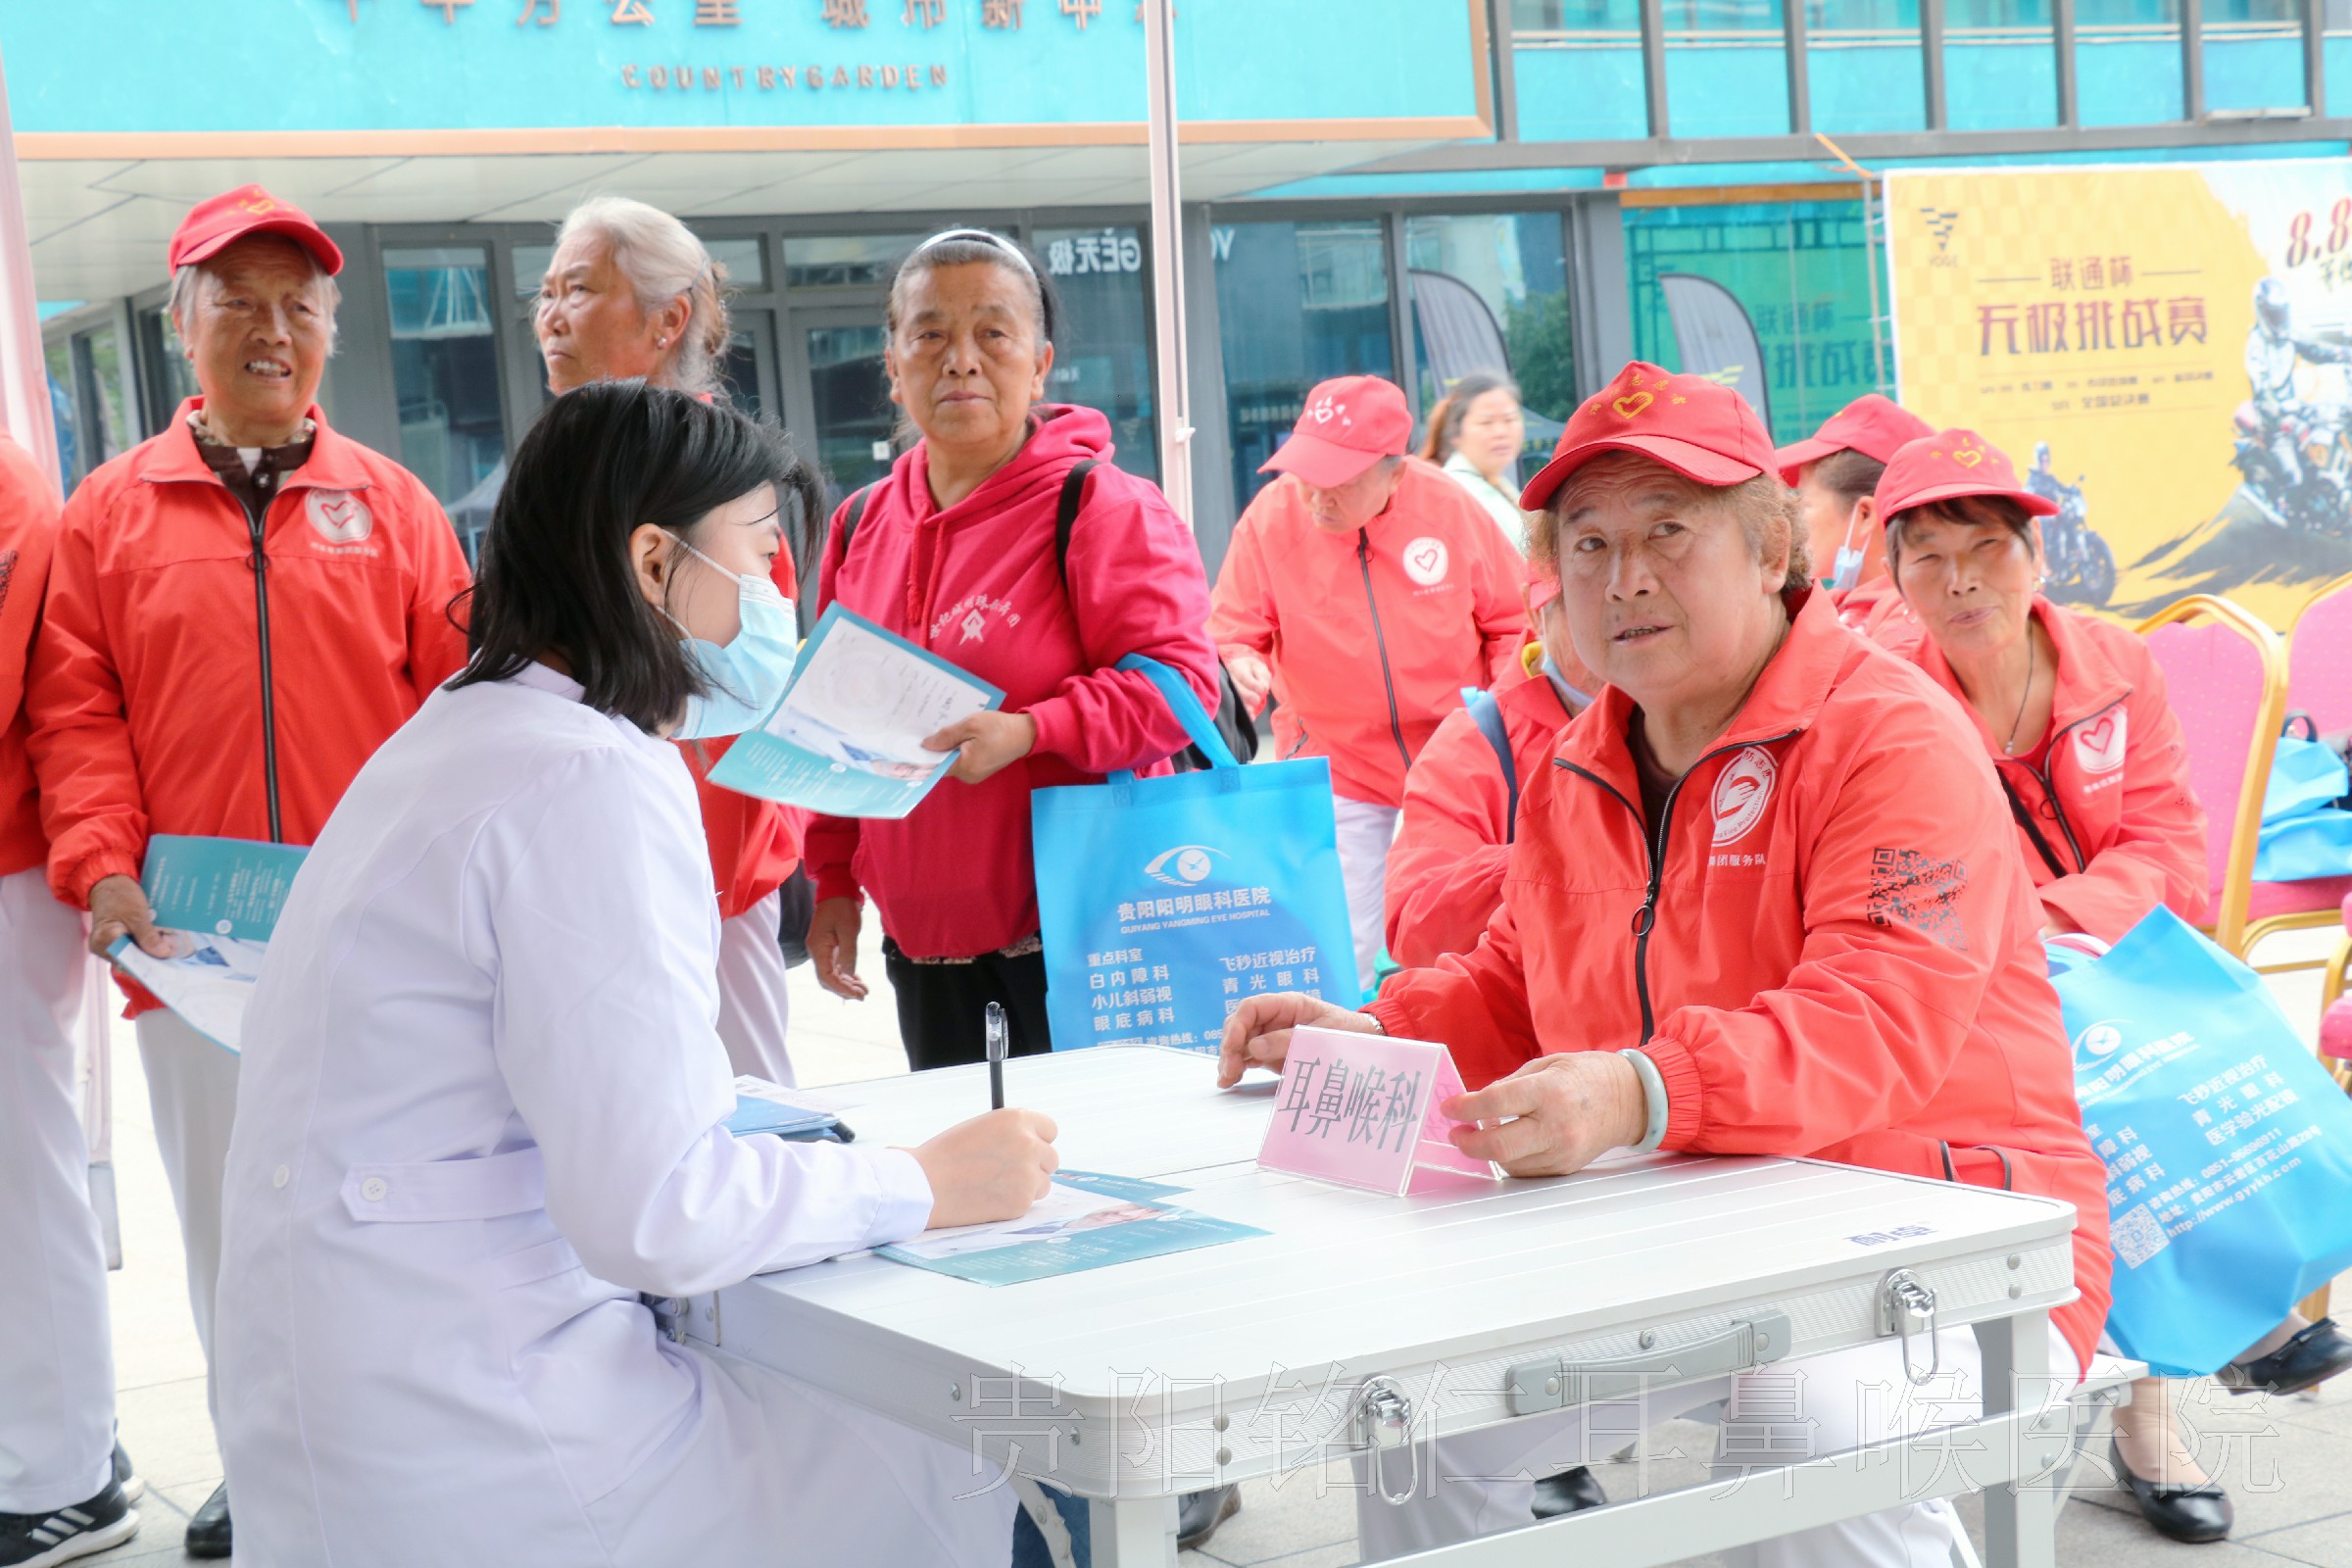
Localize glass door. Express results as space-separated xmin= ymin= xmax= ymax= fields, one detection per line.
xmin=788 ymin=307 xmax=896 ymax=510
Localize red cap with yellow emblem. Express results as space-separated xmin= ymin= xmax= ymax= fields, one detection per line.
xmin=1772 ymin=393 xmax=1935 ymax=486
xmin=168 ymin=185 xmax=344 ymax=276
xmin=1872 ymin=428 xmax=2058 ymax=522
xmin=1519 ymin=361 xmax=1778 ymax=513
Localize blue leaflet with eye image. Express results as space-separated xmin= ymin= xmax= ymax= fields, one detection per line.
xmin=709 ymin=604 xmax=1004 ymax=819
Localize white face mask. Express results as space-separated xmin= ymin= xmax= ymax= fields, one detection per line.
xmin=664 ymin=539 xmax=800 ymax=739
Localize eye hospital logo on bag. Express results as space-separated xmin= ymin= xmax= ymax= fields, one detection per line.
xmin=2075 ymin=1020 xmax=2129 ymax=1058
xmin=1146 ymin=844 xmax=1224 ymax=886
xmin=1711 ymin=746 xmax=1779 ymax=846
xmin=306 ymin=489 xmax=373 ymax=546
xmin=1401 ymin=537 xmax=1449 ymax=588
xmin=2073 ymin=709 xmax=2128 ymax=775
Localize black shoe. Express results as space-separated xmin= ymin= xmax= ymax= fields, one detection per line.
xmin=1531 ymin=1465 xmax=1609 ymax=1519
xmin=2221 ymin=1317 xmax=2352 ymax=1396
xmin=110 ymin=1445 xmax=141 ymax=1506
xmin=2112 ymin=1436 xmax=2232 ymax=1544
xmin=0 ymin=1479 xmax=138 ymax=1567
xmin=1175 ymin=1484 xmax=1240 ymax=1551
xmin=183 ymin=1483 xmax=229 ymax=1560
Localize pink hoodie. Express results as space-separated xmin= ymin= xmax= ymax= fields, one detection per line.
xmin=805 ymin=405 xmax=1219 ymax=959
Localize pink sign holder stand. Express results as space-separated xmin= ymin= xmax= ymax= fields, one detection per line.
xmin=1255 ymin=1025 xmax=1500 ymax=1196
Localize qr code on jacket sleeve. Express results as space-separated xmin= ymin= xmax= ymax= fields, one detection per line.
xmin=2113 ymin=1203 xmax=2170 ymax=1270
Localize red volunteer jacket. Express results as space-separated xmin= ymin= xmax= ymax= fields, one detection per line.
xmin=806 ymin=406 xmax=1218 ymax=959
xmin=0 ymin=433 xmax=63 ymax=881
xmin=1910 ymin=596 xmax=2208 ymax=945
xmin=1208 ymin=458 xmax=1527 ymax=808
xmin=27 ymin=401 xmax=470 ymax=1010
xmin=1839 ymin=575 xmax=1925 ymax=656
xmin=1384 ymin=654 xmax=1573 ymax=968
xmin=1367 ymin=591 xmax=2112 ymax=1369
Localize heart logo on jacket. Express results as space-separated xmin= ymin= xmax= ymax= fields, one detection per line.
xmin=307 ymin=489 xmax=373 ymax=545
xmin=1711 ymin=746 xmax=1779 ymax=845
xmin=1401 ymin=536 xmax=1449 ymax=588
xmin=2073 ymin=709 xmax=2128 ymax=774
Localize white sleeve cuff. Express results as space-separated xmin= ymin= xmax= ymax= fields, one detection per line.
xmin=859 ymin=1145 xmax=936 ymax=1249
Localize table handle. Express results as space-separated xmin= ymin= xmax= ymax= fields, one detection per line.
xmin=1505 ymin=1310 xmax=1793 ymax=1416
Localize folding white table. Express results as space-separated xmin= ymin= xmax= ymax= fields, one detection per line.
xmin=684 ymin=1046 xmax=2084 ymax=1567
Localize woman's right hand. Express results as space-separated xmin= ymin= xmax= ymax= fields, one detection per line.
xmin=1216 ymin=992 xmax=1383 ymax=1088
xmin=807 ymin=897 xmax=868 ymax=1000
xmin=910 ymin=1108 xmax=1060 ymax=1229
xmin=88 ymin=874 xmax=172 ymax=960
xmin=1227 ymin=653 xmax=1273 ymax=715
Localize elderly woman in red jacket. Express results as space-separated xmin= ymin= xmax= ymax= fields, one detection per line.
xmin=1880 ymin=429 xmax=2352 ymax=1544
xmin=802 ymin=229 xmax=1218 ymax=1071
xmin=1218 ymin=364 xmax=2109 ymax=1568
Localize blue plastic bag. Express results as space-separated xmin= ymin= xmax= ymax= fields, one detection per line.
xmin=2255 ymin=727 xmax=2352 ymax=881
xmin=2048 ymin=907 xmax=2352 ymax=1376
xmin=1032 ymin=656 xmax=1360 ymax=1053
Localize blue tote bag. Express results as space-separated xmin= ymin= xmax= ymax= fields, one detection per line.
xmin=2048 ymin=906 xmax=2352 ymax=1376
xmin=1032 ymin=656 xmax=1359 ymax=1053
xmin=2255 ymin=724 xmax=2352 ymax=882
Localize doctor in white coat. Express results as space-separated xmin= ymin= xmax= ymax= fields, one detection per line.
xmin=214 ymin=382 xmax=1058 ymax=1567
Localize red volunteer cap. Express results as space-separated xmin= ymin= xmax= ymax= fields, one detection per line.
xmin=1773 ymin=393 xmax=1934 ymax=486
xmin=1520 ymin=362 xmax=1777 ymax=513
xmin=1261 ymin=375 xmax=1412 ymax=489
xmin=169 ymin=185 xmax=343 ymax=276
xmin=1873 ymin=428 xmax=2059 ymax=523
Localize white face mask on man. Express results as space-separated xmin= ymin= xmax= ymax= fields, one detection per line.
xmin=663 ymin=539 xmax=800 ymax=740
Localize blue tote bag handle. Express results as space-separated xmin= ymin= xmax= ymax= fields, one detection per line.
xmin=1114 ymin=654 xmax=1240 ymax=773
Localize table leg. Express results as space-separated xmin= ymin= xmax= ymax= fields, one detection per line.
xmin=1975 ymin=1309 xmax=2058 ymax=1568
xmin=1087 ymin=1494 xmax=1179 ymax=1568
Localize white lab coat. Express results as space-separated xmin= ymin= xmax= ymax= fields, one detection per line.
xmin=215 ymin=662 xmax=1015 ymax=1567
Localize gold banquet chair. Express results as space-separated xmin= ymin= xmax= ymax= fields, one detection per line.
xmin=2133 ymin=595 xmax=2287 ymax=960
xmin=2238 ymin=571 xmax=2352 ymax=969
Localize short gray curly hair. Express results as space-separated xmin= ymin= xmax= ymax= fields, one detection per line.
xmin=166 ymin=235 xmax=342 ymax=351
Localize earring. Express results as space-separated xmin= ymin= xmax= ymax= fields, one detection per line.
xmin=657 ymin=336 xmax=669 ymax=348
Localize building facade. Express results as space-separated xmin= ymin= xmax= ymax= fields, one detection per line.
xmin=14 ymin=0 xmax=2350 ymax=571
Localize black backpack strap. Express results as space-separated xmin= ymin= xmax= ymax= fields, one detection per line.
xmin=839 ymin=483 xmax=877 ymax=555
xmin=1052 ymin=460 xmax=1099 ymax=586
xmin=1463 ymin=689 xmax=1519 ymax=843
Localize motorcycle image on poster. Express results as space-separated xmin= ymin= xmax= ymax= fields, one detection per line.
xmin=1888 ymin=161 xmax=2352 ymax=629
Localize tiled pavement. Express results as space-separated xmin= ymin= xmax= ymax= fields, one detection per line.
xmin=79 ymin=929 xmax=2352 ymax=1565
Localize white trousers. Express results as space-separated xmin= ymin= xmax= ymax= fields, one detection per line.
xmin=132 ymin=1006 xmax=240 ymax=1430
xmin=0 ymin=868 xmax=115 ymax=1512
xmin=1354 ymin=1329 xmax=2081 ymax=1566
xmin=1331 ymin=796 xmax=1401 ymax=999
xmin=713 ymin=889 xmax=795 ymax=1087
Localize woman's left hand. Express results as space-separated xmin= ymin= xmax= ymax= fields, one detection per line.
xmin=1442 ymin=1053 xmax=1649 ymax=1178
xmin=924 ymin=710 xmax=1039 ymax=784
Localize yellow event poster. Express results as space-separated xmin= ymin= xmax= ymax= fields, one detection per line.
xmin=1887 ymin=160 xmax=2352 ymax=628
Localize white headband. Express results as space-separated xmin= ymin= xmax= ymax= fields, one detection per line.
xmin=914 ymin=227 xmax=1036 ymax=278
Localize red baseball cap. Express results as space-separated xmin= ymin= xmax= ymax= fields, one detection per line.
xmin=168 ymin=185 xmax=343 ymax=276
xmin=1519 ymin=362 xmax=1777 ymax=513
xmin=1873 ymin=428 xmax=2059 ymax=523
xmin=1260 ymin=375 xmax=1412 ymax=489
xmin=1773 ymin=394 xmax=1934 ymax=486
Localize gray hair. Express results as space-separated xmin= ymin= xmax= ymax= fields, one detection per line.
xmin=554 ymin=195 xmax=731 ymax=397
xmin=167 ymin=238 xmax=342 ymax=350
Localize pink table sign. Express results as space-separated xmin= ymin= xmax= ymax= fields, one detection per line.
xmin=1255 ymin=1026 xmax=1500 ymax=1195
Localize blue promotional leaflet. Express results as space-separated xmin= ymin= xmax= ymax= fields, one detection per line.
xmin=875 ymin=1169 xmax=1261 ymax=1286
xmin=709 ymin=604 xmax=1002 ymax=819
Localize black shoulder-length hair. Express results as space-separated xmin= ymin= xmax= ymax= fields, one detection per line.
xmin=450 ymin=380 xmax=821 ymax=732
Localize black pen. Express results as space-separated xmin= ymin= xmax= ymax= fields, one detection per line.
xmin=985 ymin=1001 xmax=1007 ymax=1111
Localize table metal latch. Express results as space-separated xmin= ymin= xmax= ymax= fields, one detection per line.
xmin=1351 ymin=1376 xmax=1419 ymax=1506
xmin=1879 ymin=1268 xmax=1940 ymax=1386
xmin=1505 ymin=1310 xmax=1793 ymax=1416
